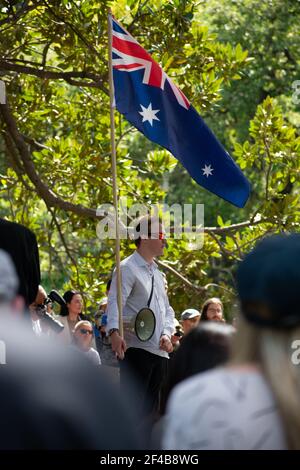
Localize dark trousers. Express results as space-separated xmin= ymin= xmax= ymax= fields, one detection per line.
xmin=120 ymin=347 xmax=168 ymax=418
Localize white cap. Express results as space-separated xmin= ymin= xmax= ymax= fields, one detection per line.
xmin=181 ymin=308 xmax=201 ymax=321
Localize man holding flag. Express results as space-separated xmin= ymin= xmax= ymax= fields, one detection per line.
xmin=106 ymin=216 xmax=175 ymax=417
xmin=106 ymin=11 xmax=250 ymax=418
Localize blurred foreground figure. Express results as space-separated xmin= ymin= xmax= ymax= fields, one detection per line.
xmin=164 ymin=234 xmax=300 ymax=450
xmin=0 ymin=311 xmax=142 ymax=449
xmin=0 ymin=218 xmax=40 ymax=306
xmin=0 ymin=252 xmax=142 ymax=449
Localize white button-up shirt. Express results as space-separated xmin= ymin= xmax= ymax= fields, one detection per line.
xmin=106 ymin=251 xmax=175 ymax=358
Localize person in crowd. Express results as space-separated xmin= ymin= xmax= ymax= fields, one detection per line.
xmin=163 ymin=234 xmax=300 ymax=450
xmin=0 ymin=254 xmax=143 ymax=449
xmin=29 ymin=285 xmax=51 ymax=337
xmin=170 ymin=318 xmax=183 ymax=351
xmin=0 ymin=217 xmax=41 ymax=307
xmin=57 ymin=290 xmax=85 ymax=344
xmin=72 ymin=320 xmax=101 ymax=365
xmin=200 ymin=297 xmax=225 ymax=322
xmin=98 ymin=296 xmax=108 ymax=338
xmin=107 ymin=215 xmax=175 ymax=417
xmin=181 ymin=308 xmax=201 ymax=335
xmin=164 ymin=322 xmax=234 ymax=411
xmin=153 ymin=322 xmax=234 ymax=448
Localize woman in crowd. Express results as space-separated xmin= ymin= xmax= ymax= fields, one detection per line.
xmin=57 ymin=290 xmax=85 ymax=344
xmin=200 ymin=297 xmax=224 ymax=322
xmin=163 ymin=234 xmax=300 ymax=450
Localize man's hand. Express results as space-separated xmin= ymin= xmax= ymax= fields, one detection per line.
xmin=159 ymin=334 xmax=173 ymax=353
xmin=110 ymin=331 xmax=127 ymax=360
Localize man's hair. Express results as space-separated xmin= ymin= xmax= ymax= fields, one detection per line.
xmin=133 ymin=215 xmax=162 ymax=247
xmin=201 ymin=297 xmax=223 ymax=321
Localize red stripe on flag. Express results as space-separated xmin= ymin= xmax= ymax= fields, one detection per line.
xmin=112 ymin=35 xmax=163 ymax=88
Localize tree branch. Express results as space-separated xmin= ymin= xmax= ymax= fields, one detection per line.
xmin=203 ymin=217 xmax=270 ymax=234
xmin=0 ymin=1 xmax=37 ymax=27
xmin=156 ymin=258 xmax=206 ymax=292
xmin=0 ymin=60 xmax=108 ymax=94
xmin=156 ymin=258 xmax=234 ymax=295
xmin=48 ymin=206 xmax=80 ymax=285
xmin=0 ymin=102 xmax=99 ymax=219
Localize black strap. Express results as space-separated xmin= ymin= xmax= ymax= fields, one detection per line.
xmin=147 ymin=274 xmax=154 ymax=308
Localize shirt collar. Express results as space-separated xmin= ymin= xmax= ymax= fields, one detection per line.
xmin=133 ymin=251 xmax=158 ymax=270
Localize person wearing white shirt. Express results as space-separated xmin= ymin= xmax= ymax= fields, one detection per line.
xmin=106 ymin=216 xmax=175 ymax=416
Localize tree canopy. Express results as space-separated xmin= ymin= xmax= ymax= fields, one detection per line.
xmin=0 ymin=0 xmax=299 ymax=318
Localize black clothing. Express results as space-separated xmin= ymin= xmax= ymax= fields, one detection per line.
xmin=0 ymin=218 xmax=40 ymax=305
xmin=120 ymin=347 xmax=168 ymax=417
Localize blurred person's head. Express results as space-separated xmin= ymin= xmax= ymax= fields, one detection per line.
xmin=134 ymin=215 xmax=166 ymax=259
xmin=171 ymin=318 xmax=183 ymax=348
xmin=73 ymin=320 xmax=94 ymax=351
xmin=232 ymin=233 xmax=300 ymax=450
xmin=60 ymin=290 xmax=83 ymax=317
xmin=162 ymin=322 xmax=234 ymax=413
xmin=181 ymin=308 xmax=201 ymax=335
xmin=98 ymin=296 xmax=108 ymax=313
xmin=0 ymin=250 xmax=24 ymax=313
xmin=201 ymin=297 xmax=224 ymax=322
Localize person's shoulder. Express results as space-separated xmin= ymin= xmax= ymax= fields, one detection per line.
xmin=120 ymin=253 xmax=140 ymax=275
xmin=168 ymin=367 xmax=230 ymax=407
xmin=89 ymin=347 xmax=100 ymax=357
xmin=169 ymin=367 xmax=265 ymax=410
xmin=121 ymin=252 xmax=136 ymax=266
xmin=0 ymin=218 xmax=36 ymax=239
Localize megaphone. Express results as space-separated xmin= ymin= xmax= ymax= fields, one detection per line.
xmin=124 ymin=273 xmax=156 ymax=342
xmin=123 ymin=307 xmax=156 ymax=342
xmin=134 ymin=307 xmax=156 ymax=342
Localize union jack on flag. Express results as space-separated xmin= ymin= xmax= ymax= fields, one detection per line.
xmin=110 ymin=16 xmax=250 ymax=208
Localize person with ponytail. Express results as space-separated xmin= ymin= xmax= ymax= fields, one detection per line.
xmin=164 ymin=234 xmax=300 ymax=450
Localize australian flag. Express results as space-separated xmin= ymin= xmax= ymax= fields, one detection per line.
xmin=111 ymin=17 xmax=250 ymax=208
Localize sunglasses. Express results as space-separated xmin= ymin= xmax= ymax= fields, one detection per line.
xmin=147 ymin=232 xmax=166 ymax=240
xmin=79 ymin=328 xmax=93 ymax=336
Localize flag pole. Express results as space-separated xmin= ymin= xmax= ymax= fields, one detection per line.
xmin=108 ymin=10 xmax=123 ymax=338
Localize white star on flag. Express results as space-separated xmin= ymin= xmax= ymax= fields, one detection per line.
xmin=139 ymin=103 xmax=160 ymax=126
xmin=202 ymin=164 xmax=214 ymax=178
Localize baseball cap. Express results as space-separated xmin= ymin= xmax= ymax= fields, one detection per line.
xmin=0 ymin=249 xmax=19 ymax=302
xmin=181 ymin=308 xmax=201 ymax=321
xmin=99 ymin=297 xmax=108 ymax=308
xmin=237 ymin=233 xmax=300 ymax=328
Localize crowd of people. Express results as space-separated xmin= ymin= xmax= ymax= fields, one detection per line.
xmin=1 ymin=214 xmax=300 ymax=450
